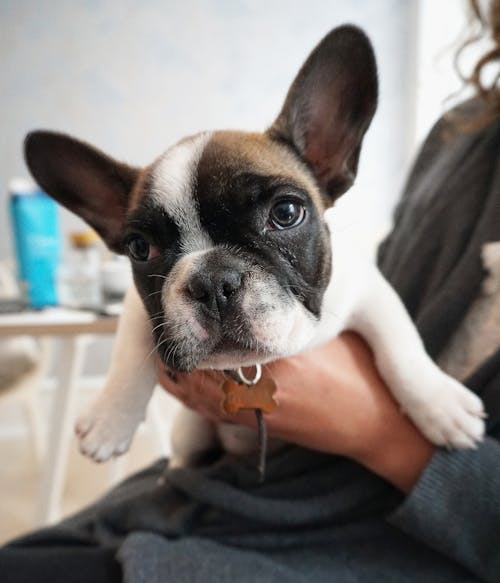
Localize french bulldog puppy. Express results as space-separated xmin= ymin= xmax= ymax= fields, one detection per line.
xmin=24 ymin=25 xmax=485 ymax=466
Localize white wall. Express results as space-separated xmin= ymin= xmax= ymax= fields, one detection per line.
xmin=413 ymin=0 xmax=494 ymax=147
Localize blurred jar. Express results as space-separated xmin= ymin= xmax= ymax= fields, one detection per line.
xmin=58 ymin=230 xmax=102 ymax=310
xmin=101 ymin=256 xmax=132 ymax=302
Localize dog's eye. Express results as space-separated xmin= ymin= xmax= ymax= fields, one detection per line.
xmin=269 ymin=199 xmax=306 ymax=230
xmin=126 ymin=235 xmax=158 ymax=262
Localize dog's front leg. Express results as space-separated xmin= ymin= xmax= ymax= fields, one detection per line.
xmin=169 ymin=406 xmax=218 ymax=468
xmin=76 ymin=284 xmax=157 ymax=462
xmin=349 ymin=265 xmax=485 ymax=448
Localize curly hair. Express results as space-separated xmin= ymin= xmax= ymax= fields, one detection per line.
xmin=452 ymin=0 xmax=500 ymax=131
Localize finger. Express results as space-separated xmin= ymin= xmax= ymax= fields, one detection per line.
xmin=158 ymin=368 xmax=180 ymax=392
xmin=160 ymin=370 xmax=220 ymax=411
xmin=176 ymin=370 xmax=224 ymax=401
xmin=159 ymin=376 xmax=186 ymax=401
xmin=159 ymin=367 xmax=270 ymax=427
xmin=165 ymin=369 xmax=179 ymax=384
xmin=173 ymin=372 xmax=253 ymax=424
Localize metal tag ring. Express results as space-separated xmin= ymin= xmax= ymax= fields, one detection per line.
xmin=237 ymin=364 xmax=262 ymax=386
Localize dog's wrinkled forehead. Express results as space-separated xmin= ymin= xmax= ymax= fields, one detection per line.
xmin=141 ymin=130 xmax=324 ymax=244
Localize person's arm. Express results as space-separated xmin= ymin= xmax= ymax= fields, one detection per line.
xmin=387 ymin=436 xmax=500 ymax=583
xmin=342 ymin=341 xmax=500 ymax=582
xmin=159 ymin=332 xmax=500 ymax=581
xmin=159 ymin=333 xmax=435 ymax=492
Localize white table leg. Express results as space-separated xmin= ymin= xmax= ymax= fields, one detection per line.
xmin=23 ymin=396 xmax=46 ymax=464
xmin=36 ymin=335 xmax=88 ymax=525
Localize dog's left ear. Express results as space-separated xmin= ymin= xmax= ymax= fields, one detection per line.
xmin=24 ymin=131 xmax=140 ymax=253
xmin=269 ymin=25 xmax=378 ymax=201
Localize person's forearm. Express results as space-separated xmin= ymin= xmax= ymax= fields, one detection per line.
xmin=159 ymin=332 xmax=437 ymax=492
xmin=318 ymin=333 xmax=436 ymax=492
xmin=389 ymin=437 xmax=500 ymax=582
xmin=354 ymin=410 xmax=436 ymax=492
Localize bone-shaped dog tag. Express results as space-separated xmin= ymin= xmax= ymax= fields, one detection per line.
xmin=220 ymin=378 xmax=278 ymax=414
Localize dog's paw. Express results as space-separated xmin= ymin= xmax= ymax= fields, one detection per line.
xmin=403 ymin=374 xmax=485 ymax=449
xmin=75 ymin=402 xmax=141 ymax=462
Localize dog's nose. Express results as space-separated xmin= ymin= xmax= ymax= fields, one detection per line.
xmin=186 ymin=269 xmax=242 ymax=320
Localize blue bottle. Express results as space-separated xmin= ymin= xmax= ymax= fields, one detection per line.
xmin=9 ymin=178 xmax=62 ymax=308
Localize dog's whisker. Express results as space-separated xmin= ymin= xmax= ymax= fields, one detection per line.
xmin=148 ymin=274 xmax=168 ymax=281
xmin=145 ymin=289 xmax=164 ymax=300
xmin=143 ymin=330 xmax=168 ymax=364
xmin=151 ymin=321 xmax=166 ymax=334
xmin=153 ymin=335 xmax=172 ymax=362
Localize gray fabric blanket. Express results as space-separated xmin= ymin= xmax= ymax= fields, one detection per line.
xmin=3 ymin=101 xmax=500 ymax=582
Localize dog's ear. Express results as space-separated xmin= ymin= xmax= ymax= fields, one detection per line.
xmin=269 ymin=25 xmax=378 ymax=202
xmin=24 ymin=131 xmax=140 ymax=252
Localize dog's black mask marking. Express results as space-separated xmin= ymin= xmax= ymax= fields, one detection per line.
xmin=195 ymin=154 xmax=330 ymax=318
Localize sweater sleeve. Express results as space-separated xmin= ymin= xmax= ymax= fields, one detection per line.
xmin=380 ymin=103 xmax=500 ymax=581
xmin=388 ymin=436 xmax=500 ymax=582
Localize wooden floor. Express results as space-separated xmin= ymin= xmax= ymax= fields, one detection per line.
xmin=0 ymin=404 xmax=172 ymax=545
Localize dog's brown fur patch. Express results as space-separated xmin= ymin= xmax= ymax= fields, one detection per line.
xmin=200 ymin=130 xmax=325 ymax=210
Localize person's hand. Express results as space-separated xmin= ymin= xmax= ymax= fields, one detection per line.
xmin=159 ymin=332 xmax=435 ymax=492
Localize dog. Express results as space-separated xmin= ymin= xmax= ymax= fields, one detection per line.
xmin=24 ymin=25 xmax=485 ymax=467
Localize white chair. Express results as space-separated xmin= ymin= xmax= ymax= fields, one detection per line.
xmin=0 ymin=337 xmax=52 ymax=464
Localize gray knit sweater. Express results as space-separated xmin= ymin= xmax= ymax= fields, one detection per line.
xmin=5 ymin=102 xmax=500 ymax=582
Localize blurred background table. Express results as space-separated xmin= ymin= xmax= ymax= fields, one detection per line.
xmin=0 ymin=308 xmax=118 ymax=524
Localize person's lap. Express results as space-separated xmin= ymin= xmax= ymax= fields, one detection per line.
xmin=0 ymin=452 xmax=478 ymax=582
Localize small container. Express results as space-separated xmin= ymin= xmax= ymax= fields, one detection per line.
xmin=58 ymin=230 xmax=103 ymax=310
xmin=9 ymin=178 xmax=62 ymax=308
xmin=101 ymin=256 xmax=132 ymax=301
